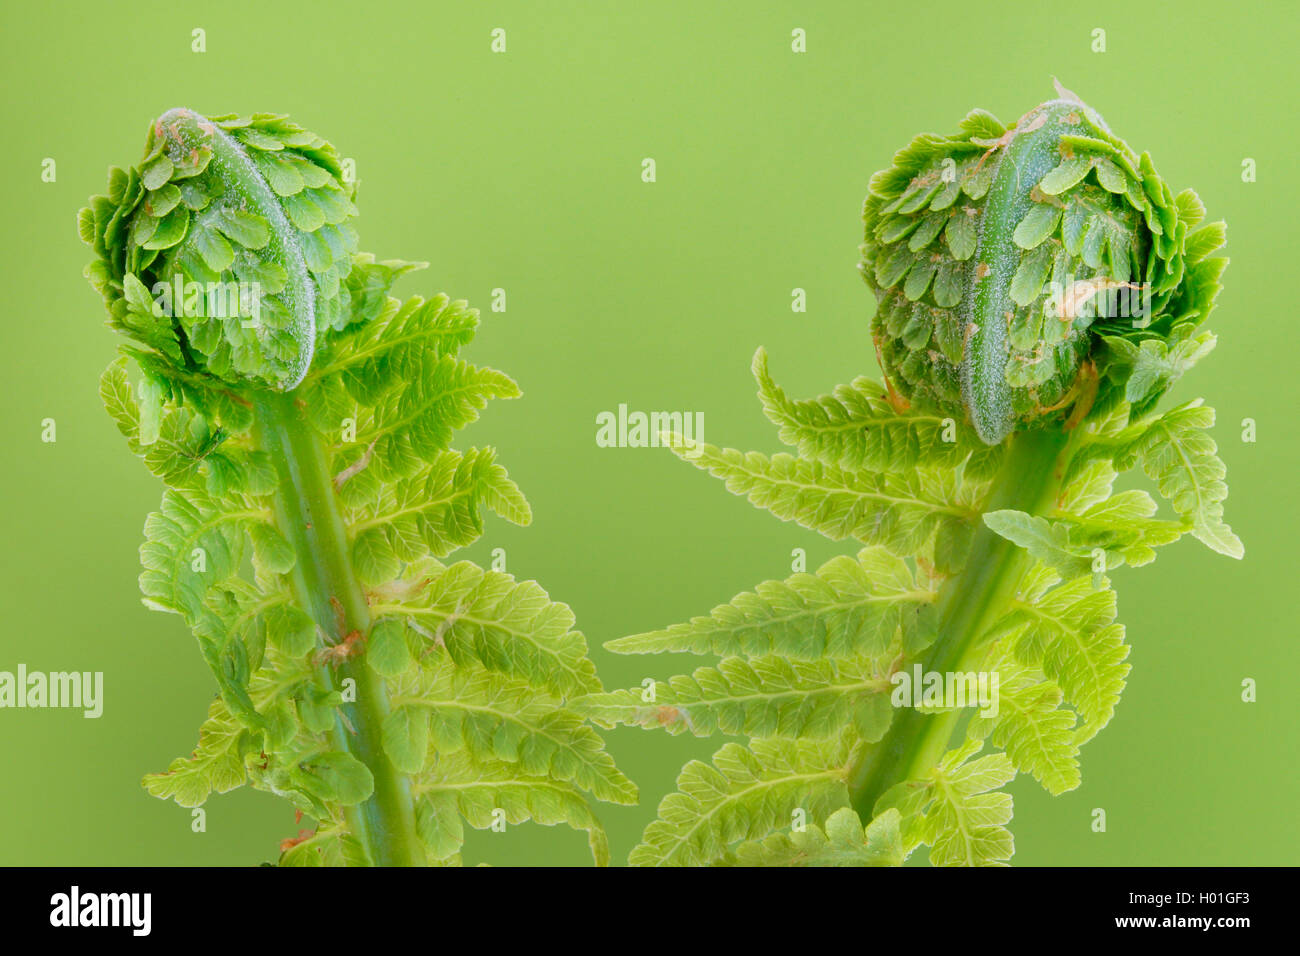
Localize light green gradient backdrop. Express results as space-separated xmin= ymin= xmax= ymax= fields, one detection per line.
xmin=0 ymin=0 xmax=1293 ymax=866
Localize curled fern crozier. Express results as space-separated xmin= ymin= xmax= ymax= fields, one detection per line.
xmin=83 ymin=110 xmax=633 ymax=866
xmin=586 ymin=83 xmax=1239 ymax=867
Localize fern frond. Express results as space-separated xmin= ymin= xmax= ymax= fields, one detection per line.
xmin=630 ymin=736 xmax=852 ymax=867
xmin=669 ymin=438 xmax=975 ymax=555
xmin=725 ymin=807 xmax=904 ymax=867
xmin=1122 ymin=401 xmax=1243 ymax=558
xmin=921 ymin=743 xmax=1016 ymax=866
xmin=342 ymin=447 xmax=530 ymax=583
xmin=319 ymin=350 xmax=521 ymax=481
xmin=984 ymin=493 xmax=1186 ymax=579
xmin=101 ymin=359 xmax=271 ymax=497
xmin=967 ymin=659 xmax=1081 ymax=795
xmin=752 ymin=347 xmax=995 ymax=473
xmin=369 ymin=560 xmax=601 ymax=699
xmin=307 ymin=289 xmax=476 ymax=386
xmin=984 ymin=566 xmax=1130 ymax=739
xmin=608 ymin=546 xmax=936 ymax=659
xmin=277 ymin=824 xmax=372 ymax=867
xmin=389 ymin=661 xmax=636 ymax=806
xmin=414 ymin=752 xmax=612 ymax=866
xmin=139 ymin=489 xmax=276 ymax=616
xmin=141 ymin=697 xmax=250 ymax=808
xmin=576 ymin=654 xmax=893 ymax=741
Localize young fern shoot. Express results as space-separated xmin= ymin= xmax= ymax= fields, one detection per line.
xmin=576 ymin=83 xmax=1239 ymax=866
xmin=82 ymin=110 xmax=633 ymax=866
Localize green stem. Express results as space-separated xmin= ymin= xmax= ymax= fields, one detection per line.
xmin=847 ymin=425 xmax=1072 ymax=818
xmin=254 ymin=391 xmax=426 ymax=867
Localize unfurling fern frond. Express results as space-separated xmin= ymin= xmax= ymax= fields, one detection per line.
xmin=84 ymin=110 xmax=631 ymax=866
xmin=594 ymin=83 xmax=1238 ymax=866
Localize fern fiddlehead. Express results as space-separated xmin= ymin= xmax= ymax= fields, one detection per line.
xmin=82 ymin=110 xmax=633 ymax=865
xmin=579 ymin=83 xmax=1239 ymax=866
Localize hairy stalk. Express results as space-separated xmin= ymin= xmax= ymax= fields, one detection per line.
xmin=847 ymin=426 xmax=1071 ymax=816
xmin=254 ymin=392 xmax=425 ymax=866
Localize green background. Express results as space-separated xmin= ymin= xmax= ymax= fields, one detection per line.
xmin=0 ymin=0 xmax=1294 ymax=866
